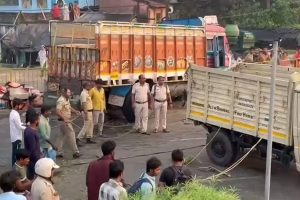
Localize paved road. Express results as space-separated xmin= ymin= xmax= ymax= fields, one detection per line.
xmin=0 ymin=108 xmax=300 ymax=200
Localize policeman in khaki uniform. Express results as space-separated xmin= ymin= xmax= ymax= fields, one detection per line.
xmin=56 ymin=88 xmax=81 ymax=159
xmin=31 ymin=158 xmax=60 ymax=200
xmin=132 ymin=74 xmax=152 ymax=135
xmin=77 ymin=82 xmax=96 ymax=144
xmin=151 ymin=76 xmax=173 ymax=133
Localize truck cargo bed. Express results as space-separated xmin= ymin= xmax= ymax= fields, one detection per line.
xmin=186 ymin=63 xmax=295 ymax=146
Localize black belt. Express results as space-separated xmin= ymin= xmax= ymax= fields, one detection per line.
xmin=136 ymin=101 xmax=148 ymax=104
xmin=88 ymin=110 xmax=93 ymax=112
xmin=155 ymin=99 xmax=167 ymax=103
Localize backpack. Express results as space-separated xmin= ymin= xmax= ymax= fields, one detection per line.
xmin=171 ymin=166 xmax=191 ymax=185
xmin=128 ymin=177 xmax=153 ymax=195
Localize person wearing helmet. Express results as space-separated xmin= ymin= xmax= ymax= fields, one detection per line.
xmin=31 ymin=158 xmax=60 ymax=200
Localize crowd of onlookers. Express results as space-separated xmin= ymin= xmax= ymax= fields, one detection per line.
xmin=0 ymin=140 xmax=193 ymax=200
xmin=243 ymin=46 xmax=300 ymax=67
xmin=51 ymin=1 xmax=81 ymax=21
xmin=0 ymin=73 xmax=181 ymax=200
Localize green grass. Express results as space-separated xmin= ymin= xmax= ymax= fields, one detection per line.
xmin=129 ymin=180 xmax=240 ymax=200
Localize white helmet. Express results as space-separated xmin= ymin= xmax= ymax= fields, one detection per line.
xmin=35 ymin=158 xmax=60 ymax=178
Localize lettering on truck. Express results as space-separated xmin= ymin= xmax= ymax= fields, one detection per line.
xmin=191 ymin=101 xmax=286 ymax=134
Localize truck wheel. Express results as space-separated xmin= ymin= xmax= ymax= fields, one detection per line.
xmin=122 ymin=91 xmax=135 ymax=123
xmin=206 ymin=130 xmax=238 ymax=167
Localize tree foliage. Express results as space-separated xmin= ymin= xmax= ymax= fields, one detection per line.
xmin=227 ymin=0 xmax=300 ymax=28
xmin=172 ymin=0 xmax=300 ymax=29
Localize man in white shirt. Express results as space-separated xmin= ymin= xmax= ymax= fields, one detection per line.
xmin=99 ymin=160 xmax=127 ymax=200
xmin=38 ymin=45 xmax=48 ymax=77
xmin=131 ymin=75 xmax=152 ymax=135
xmin=9 ymin=99 xmax=26 ymax=166
xmin=151 ymin=76 xmax=173 ymax=133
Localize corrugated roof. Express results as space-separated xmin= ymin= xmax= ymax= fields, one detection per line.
xmin=4 ymin=23 xmax=50 ymax=51
xmin=76 ymin=12 xmax=133 ymax=23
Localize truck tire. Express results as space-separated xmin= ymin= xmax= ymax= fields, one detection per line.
xmin=206 ymin=129 xmax=238 ymax=167
xmin=122 ymin=91 xmax=135 ymax=123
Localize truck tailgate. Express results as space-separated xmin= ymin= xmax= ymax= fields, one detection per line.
xmin=186 ymin=64 xmax=293 ymax=146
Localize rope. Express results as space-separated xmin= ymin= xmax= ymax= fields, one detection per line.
xmin=203 ymin=137 xmax=263 ymax=181
xmin=104 ymin=124 xmax=133 ymax=128
xmin=50 ymin=115 xmax=81 ymax=130
xmin=70 ymin=120 xmax=135 ymax=139
xmin=185 ymin=127 xmax=221 ymax=166
xmin=181 ymin=124 xmax=263 ymax=181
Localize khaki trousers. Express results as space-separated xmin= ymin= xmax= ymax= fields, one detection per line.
xmin=77 ymin=112 xmax=93 ymax=139
xmin=93 ymin=111 xmax=105 ymax=135
xmin=57 ymin=123 xmax=79 ymax=155
xmin=134 ymin=103 xmax=148 ymax=132
xmin=40 ymin=61 xmax=48 ymax=77
xmin=154 ymin=101 xmax=168 ymax=130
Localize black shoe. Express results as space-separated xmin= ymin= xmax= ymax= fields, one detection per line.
xmin=141 ymin=132 xmax=151 ymax=135
xmin=76 ymin=139 xmax=85 ymax=147
xmin=73 ymin=152 xmax=81 ymax=159
xmin=56 ymin=154 xmax=63 ymax=159
xmin=86 ymin=138 xmax=97 ymax=144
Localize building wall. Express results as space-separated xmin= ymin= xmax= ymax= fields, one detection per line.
xmin=100 ymin=0 xmax=168 ymax=22
xmin=100 ymin=0 xmax=137 ymax=14
xmin=52 ymin=0 xmax=96 ymax=8
xmin=0 ymin=0 xmax=52 ymax=13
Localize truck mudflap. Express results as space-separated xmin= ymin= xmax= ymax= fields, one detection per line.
xmin=108 ymin=86 xmax=132 ymax=107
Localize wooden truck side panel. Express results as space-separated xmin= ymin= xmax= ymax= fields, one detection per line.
xmin=186 ymin=64 xmax=292 ymax=146
xmin=48 ymin=22 xmax=206 ymax=87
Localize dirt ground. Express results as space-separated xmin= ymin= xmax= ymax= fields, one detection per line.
xmin=1 ymin=107 xmax=300 ymax=200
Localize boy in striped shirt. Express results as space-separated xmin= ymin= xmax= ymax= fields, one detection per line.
xmin=99 ymin=160 xmax=127 ymax=200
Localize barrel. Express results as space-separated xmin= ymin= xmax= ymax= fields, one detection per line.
xmin=225 ymin=24 xmax=240 ymax=37
xmin=238 ymin=31 xmax=255 ymax=49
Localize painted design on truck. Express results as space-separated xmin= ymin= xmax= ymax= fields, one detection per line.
xmin=167 ymin=56 xmax=175 ymax=67
xmin=121 ymin=61 xmax=129 ymax=71
xmin=157 ymin=61 xmax=165 ymax=70
xmin=145 ymin=56 xmax=153 ymax=68
xmin=134 ymin=56 xmax=142 ymax=68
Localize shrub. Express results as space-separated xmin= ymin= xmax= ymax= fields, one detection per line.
xmin=129 ymin=180 xmax=240 ymax=200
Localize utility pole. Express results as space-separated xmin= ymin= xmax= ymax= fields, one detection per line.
xmin=266 ymin=0 xmax=271 ymax=9
xmin=264 ymin=41 xmax=278 ymax=200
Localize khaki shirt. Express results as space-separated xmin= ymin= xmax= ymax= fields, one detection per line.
xmin=31 ymin=176 xmax=60 ymax=200
xmin=151 ymin=84 xmax=170 ymax=101
xmin=56 ymin=96 xmax=71 ymax=120
xmin=132 ymin=82 xmax=150 ymax=103
xmin=80 ymin=89 xmax=93 ymax=111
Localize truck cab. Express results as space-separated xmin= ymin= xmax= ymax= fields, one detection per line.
xmin=162 ymin=16 xmax=231 ymax=68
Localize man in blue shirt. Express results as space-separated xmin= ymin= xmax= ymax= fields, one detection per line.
xmin=0 ymin=170 xmax=26 ymax=200
xmin=24 ymin=112 xmax=42 ymax=180
xmin=140 ymin=157 xmax=162 ymax=200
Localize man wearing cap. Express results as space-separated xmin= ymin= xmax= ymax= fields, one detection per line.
xmin=89 ymin=79 xmax=106 ymax=136
xmin=38 ymin=45 xmax=48 ymax=77
xmin=77 ymin=82 xmax=95 ymax=144
xmin=56 ymin=88 xmax=81 ymax=159
xmin=31 ymin=158 xmax=60 ymax=200
xmin=131 ymin=74 xmax=152 ymax=135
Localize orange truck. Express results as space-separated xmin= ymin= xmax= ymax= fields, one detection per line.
xmin=48 ymin=21 xmax=207 ymax=122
